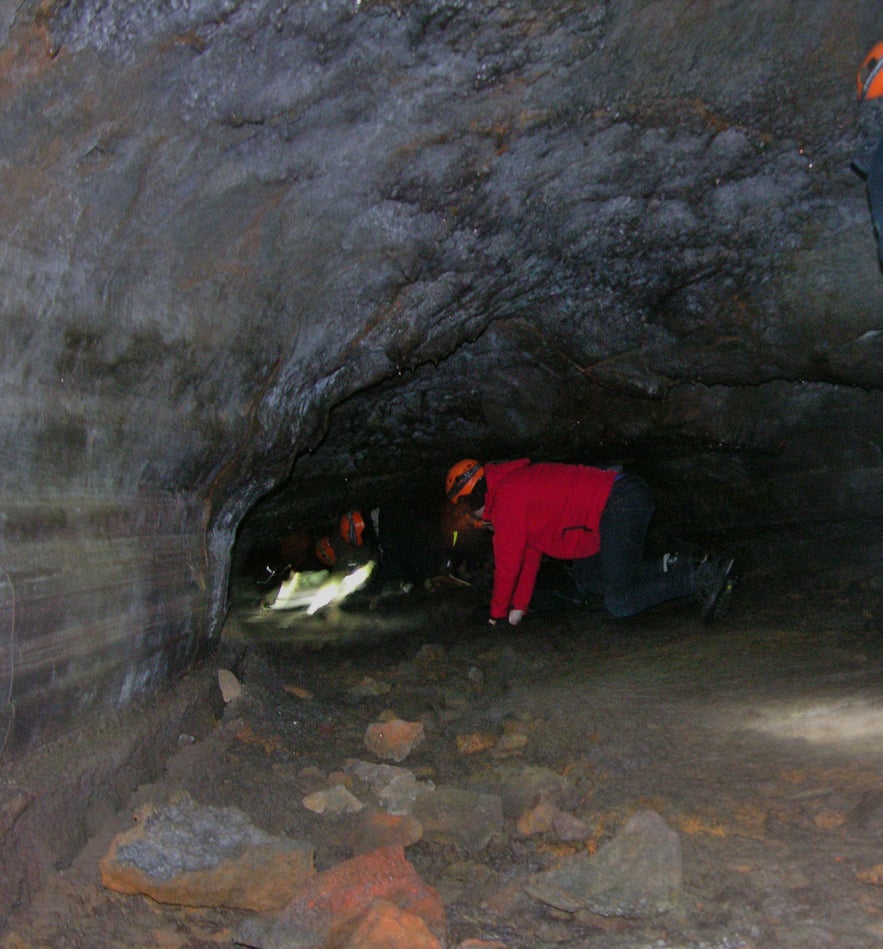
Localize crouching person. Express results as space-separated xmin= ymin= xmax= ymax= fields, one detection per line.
xmin=445 ymin=458 xmax=734 ymax=627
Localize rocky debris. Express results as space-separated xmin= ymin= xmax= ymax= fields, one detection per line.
xmin=331 ymin=897 xmax=443 ymax=949
xmin=0 ymin=783 xmax=32 ymax=835
xmin=8 ymin=584 xmax=883 ymax=947
xmin=856 ymin=863 xmax=883 ymax=887
xmin=364 ymin=717 xmax=426 ymax=762
xmin=100 ymin=794 xmax=315 ymax=912
xmin=302 ymin=784 xmax=364 ymax=815
xmin=516 ymin=800 xmax=592 ymax=841
xmin=96 ymin=638 xmax=692 ymax=943
xmin=413 ymin=643 xmax=448 ymax=675
xmin=847 ymin=789 xmax=883 ymax=837
xmin=96 ymin=640 xmax=617 ymax=940
xmin=524 ymin=809 xmax=683 ymax=918
xmin=235 ymin=845 xmax=445 ymax=949
xmin=491 ymin=729 xmax=529 ymax=757
xmin=436 ymin=860 xmax=499 ymax=905
xmin=282 ymin=684 xmax=315 ymax=700
xmin=218 ymin=669 xmax=243 ymax=704
xmin=344 ymin=759 xmax=432 ymax=815
xmin=468 ymin=762 xmax=581 ymax=819
xmin=456 ymin=941 xmax=508 ymax=949
xmin=350 ymin=812 xmax=424 ymax=854
xmin=348 ymin=676 xmax=392 ymax=697
xmin=455 ymin=731 xmax=498 ymax=755
xmin=412 ymin=785 xmax=505 ymax=854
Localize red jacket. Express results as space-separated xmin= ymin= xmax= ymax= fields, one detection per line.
xmin=483 ymin=459 xmax=617 ymax=618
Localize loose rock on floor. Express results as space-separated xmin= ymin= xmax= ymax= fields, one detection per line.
xmin=2 ymin=570 xmax=883 ymax=949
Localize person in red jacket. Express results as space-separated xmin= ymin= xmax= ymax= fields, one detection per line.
xmin=854 ymin=42 xmax=883 ymax=270
xmin=445 ymin=458 xmax=734 ymax=626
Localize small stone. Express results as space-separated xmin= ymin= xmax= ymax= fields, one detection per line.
xmin=303 ymin=784 xmax=364 ymax=815
xmin=857 ymin=863 xmax=883 ymax=886
xmin=413 ymin=786 xmax=504 ymax=853
xmin=414 ymin=643 xmax=447 ymax=669
xmin=516 ymin=801 xmax=558 ymax=837
xmin=0 ymin=786 xmax=32 ymax=834
xmin=351 ymin=812 xmax=424 ymax=853
xmin=217 ymin=669 xmax=242 ymax=703
xmin=283 ymin=684 xmax=314 ymax=699
xmin=491 ymin=732 xmax=528 ymax=757
xmin=848 ymin=789 xmax=883 ymax=837
xmin=344 ymin=759 xmax=429 ymax=815
xmin=468 ymin=764 xmax=579 ymax=819
xmin=365 ymin=719 xmax=425 ymax=763
xmin=349 ymin=676 xmax=392 ymax=697
xmin=552 ymin=810 xmax=592 ymax=842
xmin=338 ymin=897 xmax=443 ymax=948
xmin=436 ymin=860 xmax=497 ymax=903
xmin=456 ymin=732 xmax=497 ymax=755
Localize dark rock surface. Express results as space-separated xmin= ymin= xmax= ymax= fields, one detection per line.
xmin=0 ymin=1 xmax=880 ymax=754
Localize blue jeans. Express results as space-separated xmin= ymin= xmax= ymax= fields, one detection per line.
xmin=571 ymin=473 xmax=694 ymax=618
xmin=854 ymin=134 xmax=883 ymax=268
xmin=868 ymin=138 xmax=883 ymax=267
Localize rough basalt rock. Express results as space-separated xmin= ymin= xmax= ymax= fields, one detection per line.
xmin=100 ymin=795 xmax=315 ymax=911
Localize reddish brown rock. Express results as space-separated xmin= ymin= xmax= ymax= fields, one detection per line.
xmin=350 ymin=811 xmax=424 ymax=853
xmin=516 ymin=800 xmax=558 ymax=837
xmin=364 ymin=718 xmax=425 ymax=762
xmin=337 ymin=897 xmax=443 ymax=948
xmin=100 ymin=796 xmax=314 ymax=912
xmin=237 ymin=845 xmax=445 ymax=948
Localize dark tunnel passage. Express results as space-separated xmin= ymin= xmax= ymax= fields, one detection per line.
xmin=1 ymin=0 xmax=883 ymax=944
xmin=228 ymin=325 xmax=882 ymax=608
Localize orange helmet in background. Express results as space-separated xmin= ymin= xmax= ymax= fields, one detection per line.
xmin=858 ymin=42 xmax=883 ymax=101
xmin=340 ymin=510 xmax=366 ymax=546
xmin=315 ymin=536 xmax=337 ymax=567
xmin=445 ymin=459 xmax=485 ymax=502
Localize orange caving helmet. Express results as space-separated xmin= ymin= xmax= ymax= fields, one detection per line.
xmin=340 ymin=509 xmax=366 ymax=546
xmin=858 ymin=42 xmax=883 ymax=101
xmin=315 ymin=536 xmax=337 ymax=567
xmin=445 ymin=459 xmax=485 ymax=502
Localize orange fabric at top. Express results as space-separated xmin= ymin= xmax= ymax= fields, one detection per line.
xmin=858 ymin=42 xmax=883 ymax=101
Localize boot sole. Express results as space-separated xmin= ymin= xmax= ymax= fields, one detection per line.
xmin=702 ymin=558 xmax=735 ymax=623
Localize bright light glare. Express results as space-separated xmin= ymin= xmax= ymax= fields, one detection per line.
xmin=746 ymin=698 xmax=883 ymax=745
xmin=264 ymin=562 xmax=376 ymax=614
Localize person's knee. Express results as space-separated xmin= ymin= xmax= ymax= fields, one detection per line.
xmin=603 ymin=590 xmax=638 ymax=618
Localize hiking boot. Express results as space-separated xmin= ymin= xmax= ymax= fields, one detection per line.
xmin=694 ymin=557 xmax=735 ymax=622
xmin=662 ymin=551 xmax=707 ymax=575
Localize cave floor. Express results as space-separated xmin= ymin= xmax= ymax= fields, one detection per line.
xmin=4 ymin=566 xmax=883 ymax=949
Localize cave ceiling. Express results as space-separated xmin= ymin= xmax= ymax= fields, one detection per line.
xmin=1 ymin=0 xmax=881 ymax=556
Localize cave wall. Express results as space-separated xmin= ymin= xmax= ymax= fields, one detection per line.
xmin=0 ymin=0 xmax=881 ymax=752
